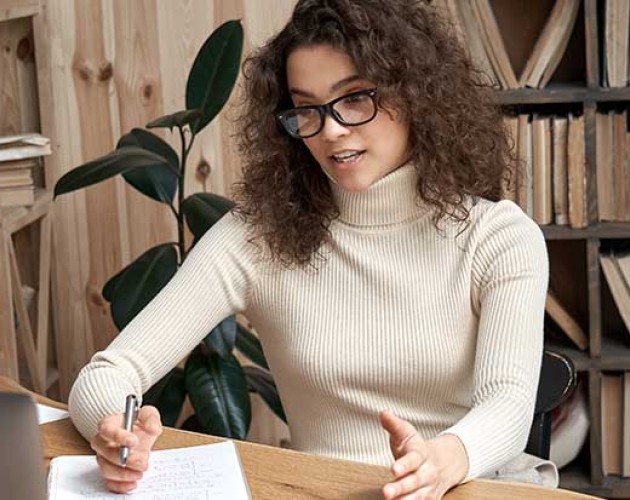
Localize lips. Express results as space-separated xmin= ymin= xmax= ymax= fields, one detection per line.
xmin=330 ymin=150 xmax=366 ymax=163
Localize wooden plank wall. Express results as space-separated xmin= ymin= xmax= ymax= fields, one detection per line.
xmin=4 ymin=0 xmax=297 ymax=444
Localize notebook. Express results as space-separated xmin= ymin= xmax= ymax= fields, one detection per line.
xmin=0 ymin=392 xmax=47 ymax=500
xmin=48 ymin=440 xmax=252 ymax=499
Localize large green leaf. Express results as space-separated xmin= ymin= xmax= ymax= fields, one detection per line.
xmin=235 ymin=323 xmax=269 ymax=370
xmin=142 ymin=367 xmax=186 ymax=427
xmin=146 ymin=109 xmax=203 ymax=130
xmin=203 ymin=316 xmax=237 ymax=359
xmin=117 ymin=129 xmax=179 ymax=204
xmin=186 ymin=20 xmax=243 ymax=134
xmin=243 ymin=365 xmax=286 ymax=423
xmin=54 ymin=146 xmax=171 ymax=198
xmin=102 ymin=269 xmax=123 ymax=303
xmin=182 ymin=192 xmax=235 ymax=239
xmin=184 ymin=348 xmax=251 ymax=439
xmin=110 ymin=243 xmax=178 ymax=330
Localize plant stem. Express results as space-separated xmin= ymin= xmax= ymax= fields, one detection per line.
xmin=177 ymin=126 xmax=187 ymax=264
xmin=177 ymin=126 xmax=197 ymax=263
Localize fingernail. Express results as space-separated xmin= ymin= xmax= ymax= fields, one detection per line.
xmin=394 ymin=464 xmax=404 ymax=475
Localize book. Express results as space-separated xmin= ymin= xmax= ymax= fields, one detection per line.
xmin=0 ymin=186 xmax=35 ymax=207
xmin=502 ymin=115 xmax=519 ymax=201
xmin=0 ymin=168 xmax=33 ymax=188
xmin=0 ymin=158 xmax=39 ymax=170
xmin=519 ymin=0 xmax=581 ymax=88
xmin=613 ymin=111 xmax=628 ymax=221
xmin=516 ymin=114 xmax=530 ymax=211
xmin=604 ymin=0 xmax=630 ymax=87
xmin=600 ymin=253 xmax=630 ymax=334
xmin=0 ymin=134 xmax=51 ymax=162
xmin=471 ymin=0 xmax=518 ymax=89
xmin=567 ymin=114 xmax=587 ymax=228
xmin=48 ymin=441 xmax=251 ymax=499
xmin=545 ymin=290 xmax=588 ymax=350
xmin=444 ymin=0 xmax=499 ymax=87
xmin=602 ymin=373 xmax=623 ymax=476
xmin=552 ymin=116 xmax=569 ymax=225
xmin=596 ymin=112 xmax=615 ymax=221
xmin=532 ymin=115 xmax=553 ymax=224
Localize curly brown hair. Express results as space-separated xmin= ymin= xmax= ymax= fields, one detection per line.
xmin=233 ymin=0 xmax=515 ymax=267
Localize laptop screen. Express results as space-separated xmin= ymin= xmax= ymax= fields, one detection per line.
xmin=0 ymin=392 xmax=47 ymax=500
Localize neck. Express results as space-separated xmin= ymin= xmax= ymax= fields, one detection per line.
xmin=331 ymin=163 xmax=428 ymax=227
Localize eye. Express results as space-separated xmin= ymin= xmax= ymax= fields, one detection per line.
xmin=344 ymin=92 xmax=370 ymax=104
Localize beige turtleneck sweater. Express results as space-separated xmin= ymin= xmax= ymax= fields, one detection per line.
xmin=69 ymin=163 xmax=551 ymax=482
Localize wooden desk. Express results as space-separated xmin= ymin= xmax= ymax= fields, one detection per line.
xmin=0 ymin=376 xmax=600 ymax=499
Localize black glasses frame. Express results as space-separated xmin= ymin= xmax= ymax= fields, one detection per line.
xmin=276 ymin=88 xmax=378 ymax=139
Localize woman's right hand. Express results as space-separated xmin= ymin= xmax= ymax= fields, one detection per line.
xmin=89 ymin=406 xmax=163 ymax=493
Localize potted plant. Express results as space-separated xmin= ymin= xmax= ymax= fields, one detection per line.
xmin=54 ymin=20 xmax=285 ymax=439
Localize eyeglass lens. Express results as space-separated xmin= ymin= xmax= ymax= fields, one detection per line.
xmin=283 ymin=91 xmax=376 ymax=138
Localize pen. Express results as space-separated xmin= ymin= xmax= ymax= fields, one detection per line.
xmin=119 ymin=394 xmax=138 ymax=467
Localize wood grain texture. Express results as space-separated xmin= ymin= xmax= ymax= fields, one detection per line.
xmin=112 ymin=0 xmax=175 ymax=260
xmin=0 ymin=0 xmax=39 ymax=22
xmin=72 ymin=0 xmax=122 ymax=350
xmin=0 ymin=377 xmax=601 ymax=500
xmin=0 ymin=16 xmax=33 ymax=134
xmin=0 ymin=224 xmax=19 ymax=379
xmin=33 ymin=0 xmax=95 ymax=398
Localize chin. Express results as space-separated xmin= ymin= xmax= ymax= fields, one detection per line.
xmin=331 ymin=175 xmax=374 ymax=192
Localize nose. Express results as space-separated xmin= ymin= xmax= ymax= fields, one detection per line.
xmin=320 ymin=113 xmax=350 ymax=142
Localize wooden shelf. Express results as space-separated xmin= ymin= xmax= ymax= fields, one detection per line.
xmin=0 ymin=0 xmax=39 ymax=22
xmin=541 ymin=223 xmax=630 ymax=240
xmin=546 ymin=342 xmax=591 ymax=371
xmin=599 ymin=336 xmax=630 ymax=370
xmin=498 ymin=86 xmax=630 ymax=105
xmin=560 ymin=464 xmax=630 ymax=498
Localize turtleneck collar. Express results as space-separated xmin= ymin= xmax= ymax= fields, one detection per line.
xmin=330 ymin=162 xmax=428 ymax=227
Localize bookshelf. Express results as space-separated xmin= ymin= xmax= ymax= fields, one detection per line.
xmin=0 ymin=1 xmax=59 ymax=398
xmin=478 ymin=0 xmax=630 ymax=496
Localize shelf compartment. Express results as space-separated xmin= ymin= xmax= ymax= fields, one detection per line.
xmin=499 ymin=86 xmax=630 ymax=104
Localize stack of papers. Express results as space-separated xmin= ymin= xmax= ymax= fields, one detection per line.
xmin=48 ymin=441 xmax=251 ymax=499
xmin=36 ymin=404 xmax=69 ymax=425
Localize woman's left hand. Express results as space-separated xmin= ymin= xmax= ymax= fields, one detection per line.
xmin=379 ymin=410 xmax=468 ymax=500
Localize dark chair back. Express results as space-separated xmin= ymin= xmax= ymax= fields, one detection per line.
xmin=525 ymin=350 xmax=577 ymax=459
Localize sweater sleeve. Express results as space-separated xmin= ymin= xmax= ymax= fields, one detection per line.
xmin=439 ymin=200 xmax=549 ymax=480
xmin=68 ymin=212 xmax=259 ymax=440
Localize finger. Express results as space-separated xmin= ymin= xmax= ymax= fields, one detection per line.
xmin=395 ymin=484 xmax=439 ymax=500
xmin=98 ymin=418 xmax=139 ymax=448
xmin=392 ymin=450 xmax=424 ymax=478
xmin=136 ymin=405 xmax=163 ymax=438
xmin=383 ymin=471 xmax=422 ymax=499
xmin=379 ymin=411 xmax=417 ymax=441
xmin=105 ymin=479 xmax=139 ymax=494
xmin=96 ymin=455 xmax=144 ymax=483
xmin=90 ymin=433 xmax=134 ymax=460
xmin=91 ymin=434 xmax=150 ymax=472
xmin=90 ymin=433 xmax=118 ymax=455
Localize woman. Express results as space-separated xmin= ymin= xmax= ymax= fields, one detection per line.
xmin=69 ymin=1 xmax=555 ymax=498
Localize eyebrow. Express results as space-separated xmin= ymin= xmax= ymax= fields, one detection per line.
xmin=289 ymin=75 xmax=363 ymax=98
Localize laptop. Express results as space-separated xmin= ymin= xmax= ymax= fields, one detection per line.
xmin=0 ymin=391 xmax=47 ymax=500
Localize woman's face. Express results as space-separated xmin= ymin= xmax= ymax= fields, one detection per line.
xmin=285 ymin=44 xmax=411 ymax=192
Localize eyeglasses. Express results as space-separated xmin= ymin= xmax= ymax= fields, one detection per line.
xmin=277 ymin=88 xmax=378 ymax=139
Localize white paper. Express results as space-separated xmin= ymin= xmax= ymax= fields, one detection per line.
xmin=0 ymin=133 xmax=50 ymax=147
xmin=47 ymin=441 xmax=251 ymax=500
xmin=37 ymin=404 xmax=69 ymax=424
xmin=0 ymin=133 xmax=52 ymax=162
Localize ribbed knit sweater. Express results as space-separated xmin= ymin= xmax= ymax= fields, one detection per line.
xmin=69 ymin=163 xmax=551 ymax=482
